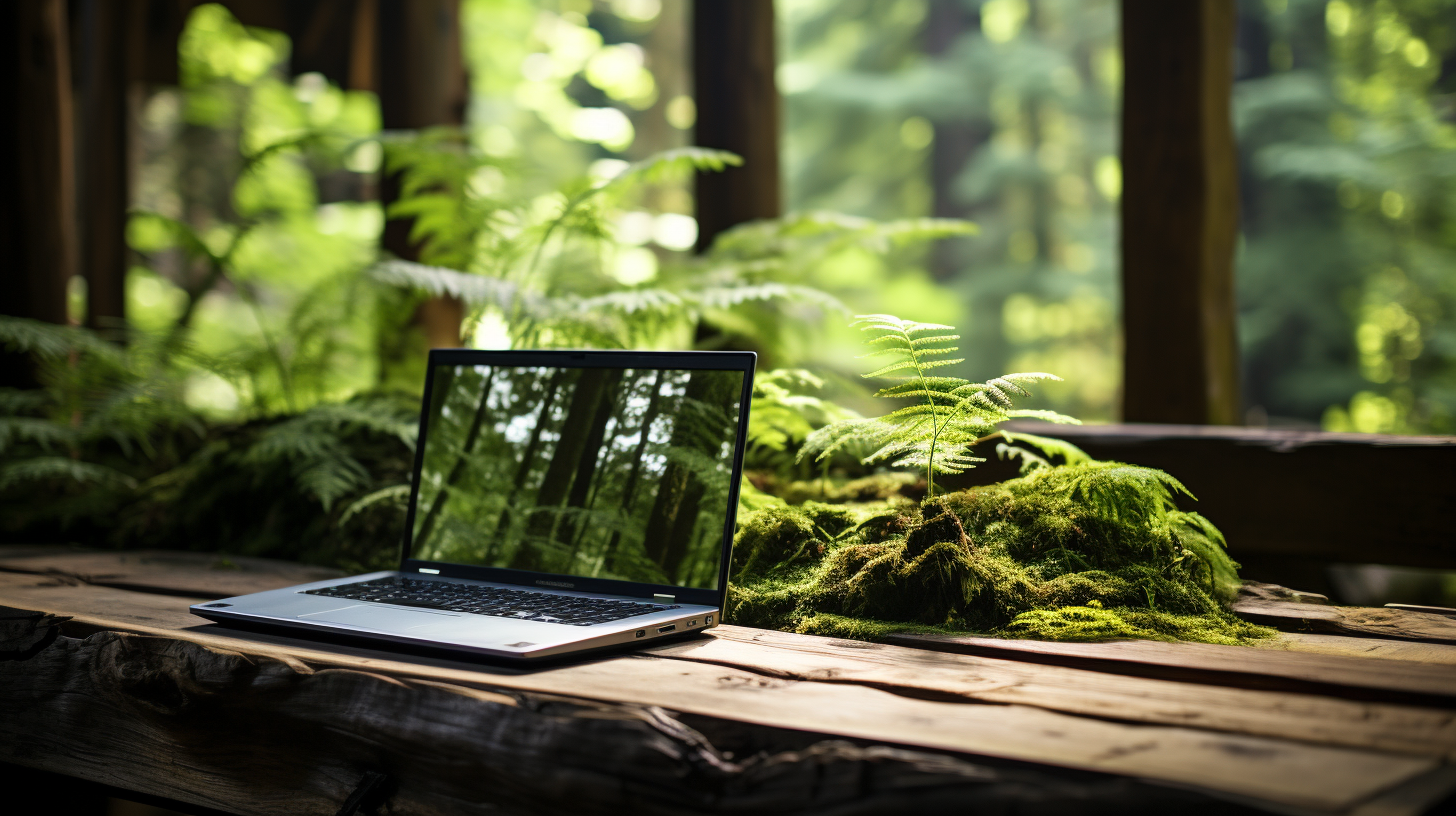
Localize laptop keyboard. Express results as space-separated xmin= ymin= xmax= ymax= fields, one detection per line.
xmin=303 ymin=577 xmax=681 ymax=626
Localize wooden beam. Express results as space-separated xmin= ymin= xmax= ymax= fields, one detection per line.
xmin=692 ymin=0 xmax=781 ymax=251
xmin=994 ymin=422 xmax=1456 ymax=573
xmin=1120 ymin=0 xmax=1240 ymax=424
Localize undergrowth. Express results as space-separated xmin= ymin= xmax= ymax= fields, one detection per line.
xmin=727 ymin=461 xmax=1274 ymax=645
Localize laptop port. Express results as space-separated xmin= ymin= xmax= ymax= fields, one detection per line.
xmin=704 ymin=615 xmax=713 ymax=625
xmin=657 ymin=624 xmax=676 ymax=634
xmin=635 ymin=629 xmax=646 ymax=638
xmin=688 ymin=619 xmax=698 ymax=627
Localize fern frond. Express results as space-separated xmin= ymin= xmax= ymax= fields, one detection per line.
xmin=608 ymin=147 xmax=743 ymax=187
xmin=1022 ymin=461 xmax=1192 ymax=526
xmin=371 ymin=260 xmax=524 ymax=312
xmin=340 ymin=483 xmax=412 ymax=526
xmin=831 ymin=313 xmax=1072 ymax=497
xmin=0 ymin=456 xmax=137 ymax=491
xmin=0 ymin=316 xmax=127 ymax=366
xmin=0 ymin=417 xmax=75 ymax=454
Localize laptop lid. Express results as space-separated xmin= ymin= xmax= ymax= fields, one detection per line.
xmin=398 ymin=349 xmax=755 ymax=609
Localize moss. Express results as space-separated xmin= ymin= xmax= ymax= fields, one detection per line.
xmin=727 ymin=464 xmax=1275 ymax=646
xmin=779 ymin=472 xmax=924 ymax=505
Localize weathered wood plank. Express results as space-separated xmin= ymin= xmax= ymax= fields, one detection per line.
xmin=10 ymin=612 xmax=1264 ymax=816
xmin=1260 ymin=632 xmax=1456 ymax=665
xmin=1233 ymin=583 xmax=1456 ymax=644
xmin=0 ymin=545 xmax=344 ymax=598
xmin=884 ymin=631 xmax=1456 ymax=707
xmin=0 ymin=573 xmax=1447 ymax=812
xmin=12 ymin=547 xmax=1453 ymax=702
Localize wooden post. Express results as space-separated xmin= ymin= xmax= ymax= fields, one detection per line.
xmin=377 ymin=0 xmax=468 ymax=348
xmin=0 ymin=0 xmax=77 ymax=386
xmin=1119 ymin=0 xmax=1241 ymax=425
xmin=692 ymin=0 xmax=781 ymax=251
xmin=74 ymin=0 xmax=134 ymax=336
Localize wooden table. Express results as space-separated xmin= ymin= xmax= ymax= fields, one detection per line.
xmin=4 ymin=546 xmax=1456 ymax=815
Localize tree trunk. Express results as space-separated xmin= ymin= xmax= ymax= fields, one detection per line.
xmin=642 ymin=371 xmax=737 ymax=576
xmin=412 ymin=367 xmax=494 ymax=552
xmin=604 ymin=370 xmax=666 ymax=572
xmin=558 ymin=369 xmax=625 ymax=553
xmin=511 ymin=370 xmax=612 ymax=571
xmin=493 ymin=369 xmax=565 ymax=549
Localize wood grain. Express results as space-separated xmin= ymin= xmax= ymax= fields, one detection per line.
xmin=0 ymin=545 xmax=344 ymax=598
xmin=0 ymin=572 xmax=1448 ymax=812
xmin=1260 ymin=632 xmax=1456 ymax=665
xmin=885 ymin=631 xmax=1456 ymax=706
xmin=1233 ymin=596 xmax=1456 ymax=644
xmin=1120 ymin=0 xmax=1241 ymax=424
xmin=11 ymin=612 xmax=1258 ymax=816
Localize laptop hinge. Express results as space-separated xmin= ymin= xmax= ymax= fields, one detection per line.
xmin=653 ymin=593 xmax=675 ymax=603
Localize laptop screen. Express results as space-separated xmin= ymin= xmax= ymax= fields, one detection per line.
xmin=409 ymin=362 xmax=747 ymax=591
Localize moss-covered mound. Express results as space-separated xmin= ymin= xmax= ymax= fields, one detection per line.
xmin=728 ymin=461 xmax=1274 ymax=645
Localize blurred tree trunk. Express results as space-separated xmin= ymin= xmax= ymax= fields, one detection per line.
xmin=376 ymin=0 xmax=468 ymax=350
xmin=605 ymin=369 xmax=665 ymax=571
xmin=924 ymin=0 xmax=985 ymax=281
xmin=692 ymin=0 xmax=780 ymax=253
xmin=0 ymin=0 xmax=77 ymax=388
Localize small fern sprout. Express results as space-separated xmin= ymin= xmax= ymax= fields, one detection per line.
xmin=800 ymin=314 xmax=1081 ymax=500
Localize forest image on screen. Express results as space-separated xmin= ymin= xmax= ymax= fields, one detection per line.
xmin=411 ymin=365 xmax=745 ymax=589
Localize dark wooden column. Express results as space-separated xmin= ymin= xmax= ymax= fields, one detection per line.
xmin=1120 ymin=0 xmax=1241 ymax=425
xmin=377 ymin=0 xmax=468 ymax=348
xmin=73 ymin=0 xmax=134 ymax=335
xmin=0 ymin=0 xmax=77 ymax=385
xmin=692 ymin=0 xmax=781 ymax=251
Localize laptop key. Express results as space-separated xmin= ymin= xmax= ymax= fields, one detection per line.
xmin=303 ymin=578 xmax=688 ymax=626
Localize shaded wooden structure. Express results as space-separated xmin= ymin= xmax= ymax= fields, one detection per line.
xmin=5 ymin=546 xmax=1456 ymax=814
xmin=1120 ymin=0 xmax=1242 ymax=425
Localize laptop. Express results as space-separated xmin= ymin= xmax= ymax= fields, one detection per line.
xmin=191 ymin=349 xmax=755 ymax=660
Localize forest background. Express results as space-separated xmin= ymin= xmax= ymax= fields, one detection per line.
xmin=2 ymin=0 xmax=1454 ymax=577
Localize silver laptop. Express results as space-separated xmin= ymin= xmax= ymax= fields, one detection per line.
xmin=191 ymin=349 xmax=755 ymax=660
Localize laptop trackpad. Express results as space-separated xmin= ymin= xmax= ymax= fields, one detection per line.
xmin=299 ymin=604 xmax=460 ymax=633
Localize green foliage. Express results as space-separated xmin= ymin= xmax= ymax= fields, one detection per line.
xmin=780 ymin=0 xmax=1123 ymax=421
xmin=800 ymin=314 xmax=1078 ymax=498
xmin=0 ymin=316 xmax=414 ymax=571
xmin=728 ymin=461 xmax=1264 ymax=646
xmin=370 ymin=139 xmax=910 ymax=356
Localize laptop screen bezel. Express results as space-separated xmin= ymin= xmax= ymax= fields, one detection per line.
xmin=398 ymin=348 xmax=756 ymax=608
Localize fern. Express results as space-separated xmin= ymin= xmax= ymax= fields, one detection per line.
xmin=800 ymin=313 xmax=1079 ymax=499
xmin=241 ymin=397 xmax=418 ymax=510
xmin=0 ymin=457 xmax=137 ymax=491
